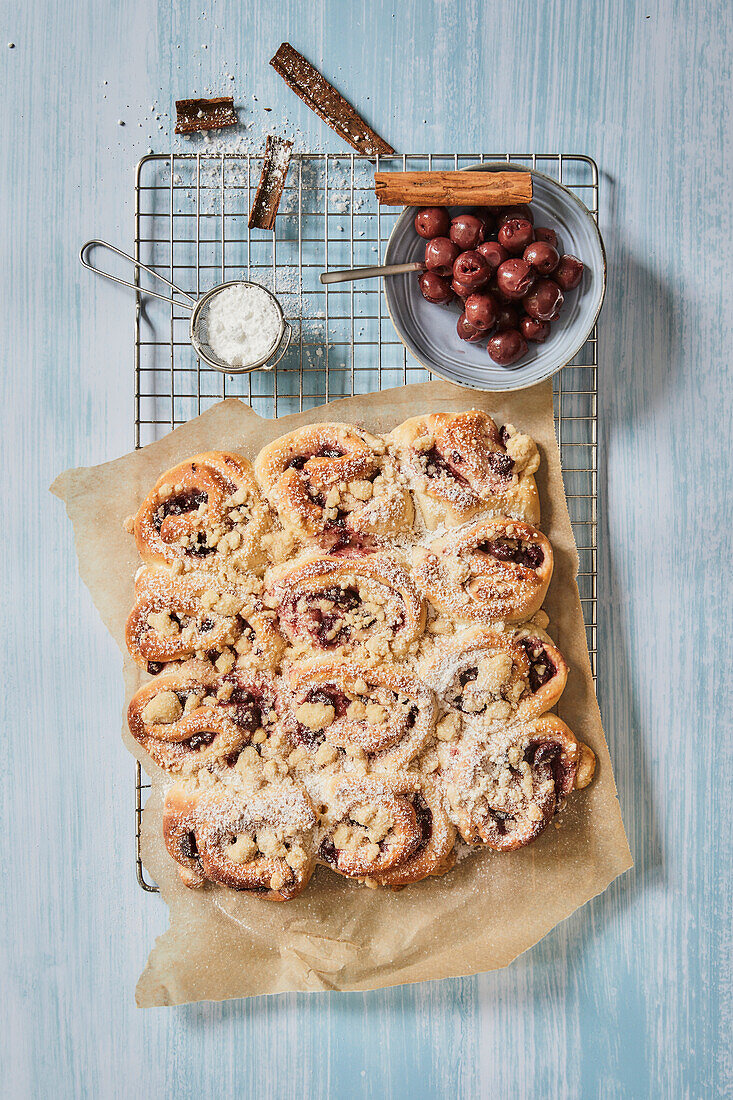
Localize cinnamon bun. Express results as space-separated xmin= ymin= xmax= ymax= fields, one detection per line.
xmin=437 ymin=714 xmax=593 ymax=850
xmin=413 ymin=517 xmax=552 ymax=625
xmin=266 ymin=553 xmax=426 ymax=660
xmin=421 ymin=623 xmax=567 ymax=725
xmin=133 ymin=451 xmax=271 ymax=574
xmin=163 ymin=782 xmax=318 ymax=899
xmin=388 ymin=412 xmax=540 ymax=530
xmin=254 ymin=423 xmax=412 ymax=548
xmin=282 ymin=660 xmax=436 ymax=771
xmin=125 ymin=569 xmax=283 ymax=675
xmin=128 ymin=662 xmax=280 ymax=774
xmin=122 ymin=408 xmax=600 ymax=901
xmin=318 ymin=775 xmax=454 ymax=885
xmin=367 ymin=779 xmax=456 ymax=887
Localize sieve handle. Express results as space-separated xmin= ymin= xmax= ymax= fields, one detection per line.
xmin=79 ymin=240 xmax=198 ymax=309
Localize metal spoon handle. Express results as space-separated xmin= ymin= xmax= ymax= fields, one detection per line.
xmin=79 ymin=240 xmax=198 ymax=308
xmin=320 ymin=261 xmax=425 ymax=285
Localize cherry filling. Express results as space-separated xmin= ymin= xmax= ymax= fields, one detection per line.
xmin=308 ymin=586 xmax=361 ymax=647
xmin=499 ymin=425 xmax=511 ymax=448
xmin=478 ymin=538 xmax=544 ymax=568
xmin=519 ymin=637 xmax=556 ymax=692
xmin=304 ymin=484 xmax=348 ymax=529
xmin=423 ymin=447 xmax=468 ymax=483
xmin=309 ymin=686 xmax=350 ymax=718
xmin=488 ymin=808 xmax=515 ymax=834
xmin=153 ymin=489 xmax=208 ymax=530
xmin=180 ymin=830 xmax=199 ymax=859
xmin=412 ymin=793 xmax=433 ymax=853
xmin=318 ymin=837 xmax=338 ymax=865
xmin=294 ymin=686 xmax=348 ymax=748
xmin=450 ymin=666 xmax=489 ymax=714
xmin=228 ymin=687 xmax=263 ymax=733
xmin=286 ymin=445 xmax=346 ymax=471
xmin=486 ymin=451 xmax=514 ymax=478
xmin=236 ymin=616 xmax=256 ymax=641
xmin=187 ymin=731 xmax=216 ymax=751
xmin=524 ymin=740 xmax=559 ymax=766
xmin=325 ymin=530 xmax=379 ymax=554
xmin=189 ymin=532 xmax=217 ymax=558
xmin=147 ymin=661 xmax=164 ymax=675
xmin=524 ymin=740 xmax=573 ymax=798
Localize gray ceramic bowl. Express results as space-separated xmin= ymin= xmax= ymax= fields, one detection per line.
xmin=383 ymin=163 xmax=606 ymax=391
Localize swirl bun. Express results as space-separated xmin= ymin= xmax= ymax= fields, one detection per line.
xmin=438 ymin=714 xmax=593 ymax=849
xmin=283 ymin=660 xmax=437 ymax=771
xmin=388 ymin=411 xmax=540 ymax=530
xmin=266 ymin=553 xmax=426 ymax=660
xmin=133 ymin=451 xmax=271 ymax=574
xmin=420 ymin=623 xmax=568 ymax=725
xmin=414 ymin=517 xmax=552 ymax=625
xmin=366 ymin=779 xmax=456 ymax=887
xmin=125 ymin=569 xmax=283 ymax=675
xmin=127 ymin=662 xmax=280 ymax=774
xmin=319 ymin=776 xmax=423 ymax=878
xmin=163 ymin=783 xmax=318 ymax=899
xmin=255 ymin=423 xmax=412 ymax=548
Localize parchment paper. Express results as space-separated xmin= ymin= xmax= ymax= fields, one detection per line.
xmin=52 ymin=380 xmax=632 ymax=1006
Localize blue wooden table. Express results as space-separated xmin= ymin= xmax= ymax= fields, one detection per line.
xmin=3 ymin=1 xmax=731 ymax=1096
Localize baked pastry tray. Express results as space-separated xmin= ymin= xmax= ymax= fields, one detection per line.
xmin=132 ymin=150 xmax=599 ymax=891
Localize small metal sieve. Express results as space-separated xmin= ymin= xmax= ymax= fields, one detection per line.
xmin=80 ymin=240 xmax=292 ymax=374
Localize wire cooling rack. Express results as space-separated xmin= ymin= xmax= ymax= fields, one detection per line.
xmin=132 ymin=151 xmax=599 ymax=891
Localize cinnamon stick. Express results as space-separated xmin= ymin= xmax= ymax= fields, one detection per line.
xmin=248 ymin=136 xmax=294 ymax=230
xmin=174 ymin=97 xmax=238 ymax=134
xmin=270 ymin=43 xmax=394 ymax=156
xmin=374 ymin=171 xmax=532 ymax=207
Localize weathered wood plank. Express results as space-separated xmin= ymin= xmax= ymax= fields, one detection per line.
xmin=2 ymin=0 xmax=730 ymax=1097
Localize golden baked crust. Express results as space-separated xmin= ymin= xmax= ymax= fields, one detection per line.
xmin=127 ymin=662 xmax=280 ymax=775
xmin=413 ymin=517 xmax=553 ymax=625
xmin=163 ymin=783 xmax=317 ymax=899
xmin=318 ymin=774 xmax=455 ymax=885
xmin=122 ymin=414 xmax=595 ymax=900
xmin=254 ymin=422 xmax=413 ymax=548
xmin=133 ymin=451 xmax=272 ymax=575
xmin=365 ymin=778 xmax=457 ymax=887
xmin=281 ymin=659 xmax=437 ymax=771
xmin=388 ymin=411 xmax=540 ymax=530
xmin=419 ymin=623 xmax=568 ymax=726
xmin=125 ymin=568 xmax=283 ymax=675
xmin=265 ymin=552 xmax=426 ymax=661
xmin=437 ymin=714 xmax=587 ymax=849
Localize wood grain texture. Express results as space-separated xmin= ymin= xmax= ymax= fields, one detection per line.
xmin=2 ymin=0 xmax=731 ymax=1097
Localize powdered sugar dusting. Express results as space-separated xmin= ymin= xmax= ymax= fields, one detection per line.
xmin=205 ymin=283 xmax=282 ymax=367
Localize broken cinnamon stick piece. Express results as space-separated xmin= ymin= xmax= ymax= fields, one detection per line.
xmin=248 ymin=136 xmax=294 ymax=231
xmin=270 ymin=43 xmax=394 ymax=156
xmin=174 ymin=97 xmax=238 ymax=134
xmin=374 ymin=171 xmax=533 ymax=207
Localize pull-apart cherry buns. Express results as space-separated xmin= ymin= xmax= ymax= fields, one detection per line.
xmin=123 ymin=411 xmax=596 ymax=900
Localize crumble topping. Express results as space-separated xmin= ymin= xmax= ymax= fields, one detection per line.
xmin=141 ymin=690 xmax=183 ymax=725
xmin=127 ymin=417 xmax=594 ymax=900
